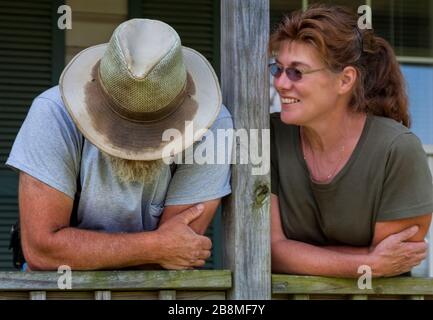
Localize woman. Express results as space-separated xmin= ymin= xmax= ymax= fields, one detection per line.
xmin=270 ymin=5 xmax=433 ymax=278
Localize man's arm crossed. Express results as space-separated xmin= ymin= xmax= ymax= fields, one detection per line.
xmin=159 ymin=199 xmax=221 ymax=235
xmin=19 ymin=172 xmax=211 ymax=271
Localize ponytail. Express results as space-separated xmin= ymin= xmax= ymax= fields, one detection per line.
xmin=358 ymin=35 xmax=410 ymax=127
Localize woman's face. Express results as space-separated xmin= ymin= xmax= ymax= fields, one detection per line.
xmin=274 ymin=41 xmax=341 ymax=126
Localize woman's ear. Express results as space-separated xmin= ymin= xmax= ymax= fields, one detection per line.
xmin=338 ymin=66 xmax=357 ymax=95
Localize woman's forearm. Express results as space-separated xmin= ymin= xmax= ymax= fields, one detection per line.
xmin=272 ymin=239 xmax=375 ymax=278
xmin=324 ymin=245 xmax=370 ymax=255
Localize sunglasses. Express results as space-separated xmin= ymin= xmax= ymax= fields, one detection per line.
xmin=269 ymin=62 xmax=325 ymax=81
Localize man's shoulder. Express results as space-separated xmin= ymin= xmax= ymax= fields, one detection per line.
xmin=217 ymin=104 xmax=232 ymax=120
xmin=31 ymin=86 xmax=68 ymax=117
xmin=36 ymin=85 xmax=63 ymax=103
xmin=209 ymin=104 xmax=233 ymax=130
xmin=29 ymin=86 xmax=78 ymax=130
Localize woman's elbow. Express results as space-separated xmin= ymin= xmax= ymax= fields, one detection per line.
xmin=271 ymin=239 xmax=290 ymax=273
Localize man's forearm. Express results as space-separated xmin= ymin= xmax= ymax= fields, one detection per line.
xmin=272 ymin=239 xmax=374 ymax=278
xmin=26 ymin=227 xmax=161 ymax=270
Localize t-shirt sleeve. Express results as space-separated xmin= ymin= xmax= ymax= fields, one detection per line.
xmin=376 ymin=132 xmax=433 ymax=221
xmin=5 ymin=93 xmax=82 ymax=199
xmin=271 ymin=115 xmax=280 ymax=195
xmin=164 ymin=106 xmax=233 ymax=205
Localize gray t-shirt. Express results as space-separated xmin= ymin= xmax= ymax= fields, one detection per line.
xmin=6 ymin=86 xmax=232 ymax=232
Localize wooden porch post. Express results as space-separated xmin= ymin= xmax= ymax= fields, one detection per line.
xmin=220 ymin=0 xmax=271 ymax=299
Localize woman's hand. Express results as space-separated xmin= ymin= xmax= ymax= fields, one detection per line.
xmin=369 ymin=226 xmax=428 ymax=277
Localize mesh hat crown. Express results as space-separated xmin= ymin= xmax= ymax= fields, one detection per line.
xmin=60 ymin=18 xmax=221 ymax=160
xmin=99 ymin=19 xmax=187 ymax=121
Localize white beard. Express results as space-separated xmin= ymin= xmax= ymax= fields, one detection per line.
xmin=108 ymin=155 xmax=164 ymax=184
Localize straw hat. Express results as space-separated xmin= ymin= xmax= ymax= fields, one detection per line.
xmin=60 ymin=19 xmax=221 ymax=160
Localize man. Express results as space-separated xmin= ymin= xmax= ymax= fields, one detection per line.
xmin=6 ymin=19 xmax=232 ymax=271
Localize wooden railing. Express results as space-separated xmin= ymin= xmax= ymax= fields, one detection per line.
xmin=0 ymin=270 xmax=231 ymax=300
xmin=272 ymin=275 xmax=433 ymax=300
xmin=2 ymin=271 xmax=433 ymax=300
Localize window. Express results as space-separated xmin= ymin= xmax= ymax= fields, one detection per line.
xmin=372 ymin=0 xmax=433 ymax=58
xmin=402 ymin=64 xmax=433 ymax=145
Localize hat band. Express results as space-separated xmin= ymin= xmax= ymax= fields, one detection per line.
xmin=96 ymin=63 xmax=186 ymax=123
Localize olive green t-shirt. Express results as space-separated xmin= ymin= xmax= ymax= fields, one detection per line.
xmin=271 ymin=113 xmax=433 ymax=246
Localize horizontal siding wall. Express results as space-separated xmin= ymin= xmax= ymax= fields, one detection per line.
xmin=65 ymin=0 xmax=128 ymax=64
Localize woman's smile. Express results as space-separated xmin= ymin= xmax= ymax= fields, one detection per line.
xmin=280 ymin=97 xmax=301 ymax=105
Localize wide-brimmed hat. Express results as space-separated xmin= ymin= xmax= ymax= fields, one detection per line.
xmin=60 ymin=19 xmax=221 ymax=160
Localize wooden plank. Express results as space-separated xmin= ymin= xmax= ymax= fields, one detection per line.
xmin=351 ymin=295 xmax=368 ymax=300
xmin=111 ymin=291 xmax=158 ymax=300
xmin=309 ymin=294 xmax=350 ymax=300
xmin=221 ymin=0 xmax=271 ymax=300
xmin=95 ymin=290 xmax=111 ymax=300
xmin=65 ymin=20 xmax=120 ymax=48
xmin=46 ymin=291 xmax=94 ymax=300
xmin=176 ymin=291 xmax=226 ymax=300
xmin=158 ymin=290 xmax=176 ymax=300
xmin=0 ymin=292 xmax=28 ymax=300
xmin=272 ymin=275 xmax=433 ymax=295
xmin=369 ymin=295 xmax=404 ymax=300
xmin=98 ymin=291 xmax=227 ymax=300
xmin=293 ymin=294 xmax=309 ymax=300
xmin=71 ymin=12 xmax=127 ymax=24
xmin=67 ymin=0 xmax=128 ymax=15
xmin=29 ymin=291 xmax=46 ymax=300
xmin=0 ymin=270 xmax=232 ymax=291
xmin=408 ymin=295 xmax=425 ymax=300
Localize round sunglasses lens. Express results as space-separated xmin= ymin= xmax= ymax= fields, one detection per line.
xmin=269 ymin=64 xmax=282 ymax=77
xmin=286 ymin=68 xmax=302 ymax=81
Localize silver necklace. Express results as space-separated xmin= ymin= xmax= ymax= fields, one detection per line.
xmin=300 ymin=128 xmax=346 ymax=182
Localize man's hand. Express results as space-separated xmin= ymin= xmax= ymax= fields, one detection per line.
xmin=369 ymin=226 xmax=428 ymax=277
xmin=155 ymin=204 xmax=212 ymax=270
xmin=159 ymin=199 xmax=221 ymax=235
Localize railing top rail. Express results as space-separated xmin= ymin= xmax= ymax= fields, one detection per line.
xmin=0 ymin=270 xmax=232 ymax=291
xmin=272 ymin=274 xmax=433 ymax=295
